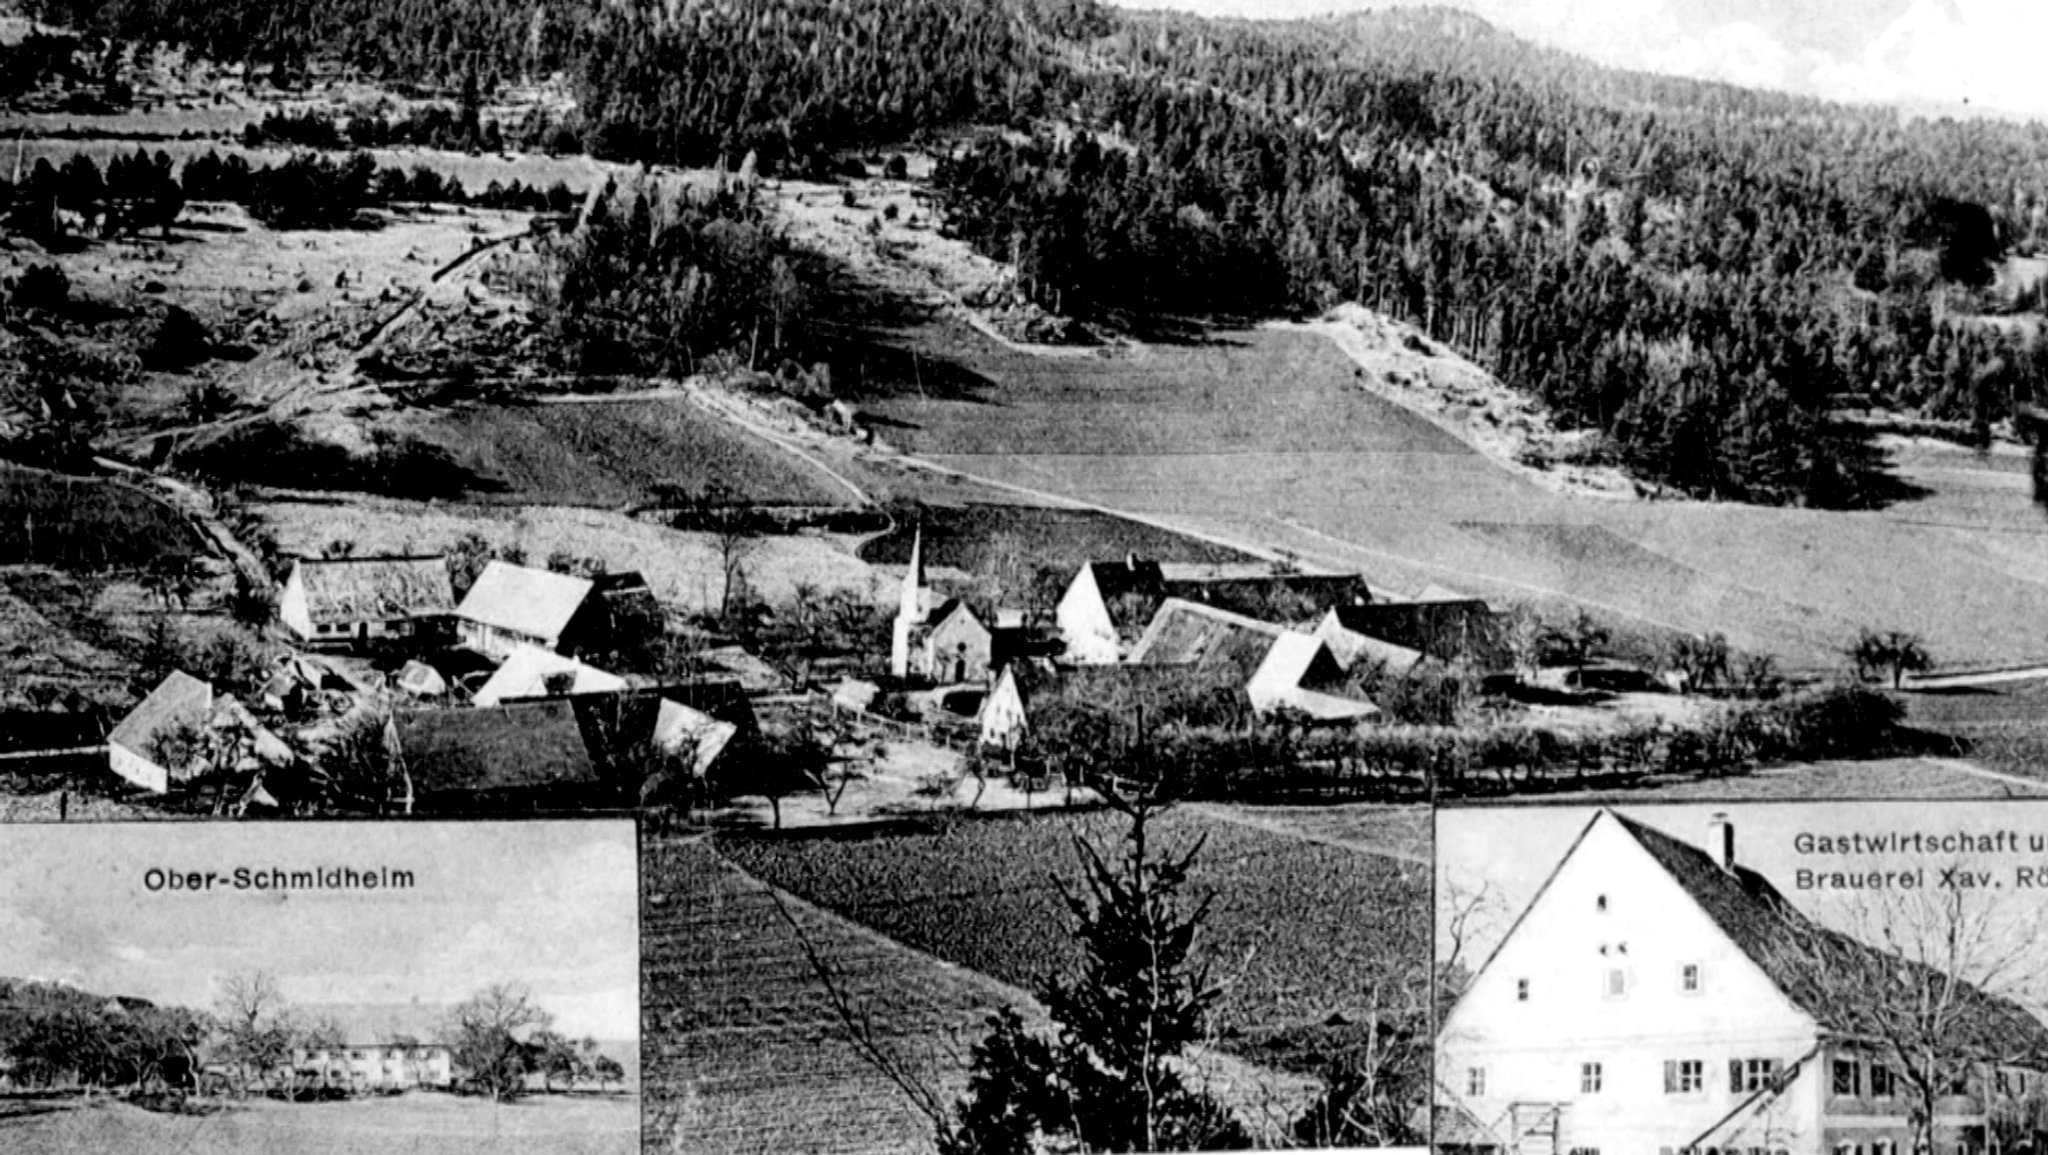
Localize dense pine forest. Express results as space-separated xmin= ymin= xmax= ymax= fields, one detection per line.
xmin=20 ymin=0 xmax=2048 ymax=505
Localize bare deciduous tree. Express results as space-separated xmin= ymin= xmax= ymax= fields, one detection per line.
xmin=1755 ymin=870 xmax=2046 ymax=1155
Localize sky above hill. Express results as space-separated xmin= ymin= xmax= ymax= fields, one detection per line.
xmin=1109 ymin=0 xmax=2048 ymax=121
xmin=0 ymin=821 xmax=639 ymax=1040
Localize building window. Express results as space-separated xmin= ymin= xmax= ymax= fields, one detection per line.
xmin=1604 ymin=968 xmax=1629 ymax=998
xmin=1833 ymin=1058 xmax=1863 ymax=1097
xmin=1875 ymin=1141 xmax=1895 ymax=1155
xmin=1517 ymin=978 xmax=1530 ymax=1002
xmin=1467 ymin=1067 xmax=1486 ymax=1097
xmin=1582 ymin=1062 xmax=1603 ymax=1094
xmin=1664 ymin=1059 xmax=1703 ymax=1094
xmin=1732 ymin=1058 xmax=1781 ymax=1092
xmin=1871 ymin=1063 xmax=1895 ymax=1097
xmin=1680 ymin=963 xmax=1701 ymax=993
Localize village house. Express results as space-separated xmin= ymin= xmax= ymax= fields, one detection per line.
xmin=978 ymin=661 xmax=1221 ymax=750
xmin=1054 ymin=555 xmax=1375 ymax=664
xmin=470 ymin=643 xmax=629 ymax=707
xmin=1437 ymin=809 xmax=2048 ymax=1155
xmin=452 ymin=561 xmax=601 ymax=659
xmin=107 ymin=671 xmax=295 ymax=794
xmin=276 ymin=555 xmax=455 ymax=648
xmin=1128 ymin=598 xmax=1379 ymax=723
xmin=293 ymin=1039 xmax=454 ymax=1091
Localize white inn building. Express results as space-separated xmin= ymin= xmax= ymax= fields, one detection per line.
xmin=1437 ymin=810 xmax=2048 ymax=1155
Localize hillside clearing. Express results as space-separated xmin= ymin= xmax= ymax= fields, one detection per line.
xmin=852 ymin=318 xmax=2048 ymax=672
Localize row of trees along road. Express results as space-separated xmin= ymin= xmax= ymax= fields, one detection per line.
xmin=0 ymin=971 xmax=620 ymax=1097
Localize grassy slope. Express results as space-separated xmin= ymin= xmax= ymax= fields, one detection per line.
xmin=715 ymin=807 xmax=1432 ymax=1051
xmin=407 ymin=399 xmax=853 ymax=507
xmin=857 ymin=502 xmax=1253 ymax=570
xmin=856 ymin=320 xmax=2048 ymax=671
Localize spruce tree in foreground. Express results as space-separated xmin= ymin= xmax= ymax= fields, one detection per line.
xmin=939 ymin=792 xmax=1253 ymax=1154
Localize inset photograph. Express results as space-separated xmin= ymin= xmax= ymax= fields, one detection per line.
xmin=643 ymin=796 xmax=1431 ymax=1153
xmin=1436 ymin=802 xmax=2048 ymax=1155
xmin=0 ymin=820 xmax=638 ymax=1154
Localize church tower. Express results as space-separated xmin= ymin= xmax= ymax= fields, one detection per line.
xmin=889 ymin=524 xmax=924 ymax=678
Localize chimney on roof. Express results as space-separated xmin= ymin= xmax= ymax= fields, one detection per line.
xmin=1709 ymin=812 xmax=1735 ymax=872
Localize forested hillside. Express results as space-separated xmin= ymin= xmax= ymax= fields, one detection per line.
xmin=21 ymin=0 xmax=2048 ymax=506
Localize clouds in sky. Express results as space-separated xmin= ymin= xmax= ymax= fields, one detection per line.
xmin=0 ymin=821 xmax=639 ymax=1040
xmin=1107 ymin=0 xmax=2048 ymax=120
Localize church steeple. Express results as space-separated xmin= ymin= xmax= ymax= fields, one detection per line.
xmin=889 ymin=523 xmax=924 ymax=678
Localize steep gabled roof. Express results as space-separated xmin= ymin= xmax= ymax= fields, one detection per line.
xmin=1508 ymin=811 xmax=2048 ymax=1061
xmin=1129 ymin=598 xmax=1291 ymax=684
xmin=1080 ymin=557 xmax=1166 ymax=615
xmin=293 ymin=555 xmax=454 ymax=625
xmin=109 ymin=671 xmax=213 ymax=754
xmin=454 ymin=561 xmax=594 ymax=642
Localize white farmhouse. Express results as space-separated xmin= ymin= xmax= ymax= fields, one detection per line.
xmin=1437 ymin=810 xmax=2048 ymax=1155
xmin=453 ymin=561 xmax=598 ymax=659
xmin=293 ymin=1039 xmax=454 ymax=1091
xmin=276 ymin=555 xmax=454 ymax=648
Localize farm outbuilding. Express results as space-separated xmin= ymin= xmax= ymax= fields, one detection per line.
xmin=277 ymin=555 xmax=455 ymax=648
xmin=1318 ymin=598 xmax=1501 ymax=667
xmin=1056 ymin=555 xmax=1375 ymax=664
xmin=1129 ymin=599 xmax=1378 ymax=723
xmin=392 ymin=700 xmax=605 ymax=810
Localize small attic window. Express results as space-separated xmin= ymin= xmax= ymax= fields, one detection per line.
xmin=1596 ymin=894 xmax=1608 ymax=912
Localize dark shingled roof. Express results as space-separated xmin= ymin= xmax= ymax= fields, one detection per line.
xmin=1008 ymin=661 xmax=1224 ymax=711
xmin=1128 ymin=599 xmax=1289 ymax=684
xmin=1085 ymin=557 xmax=1371 ymax=631
xmin=1610 ymin=812 xmax=2048 ymax=1059
xmin=394 ymin=700 xmax=599 ymax=798
xmin=1328 ymin=600 xmax=1500 ymax=665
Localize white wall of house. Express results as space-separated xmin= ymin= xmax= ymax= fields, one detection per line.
xmin=1055 ymin=569 xmax=1120 ymax=665
xmin=922 ymin=609 xmax=993 ymax=683
xmin=297 ymin=1045 xmax=454 ymax=1090
xmin=278 ymin=566 xmax=315 ymax=641
xmin=978 ymin=668 xmax=1028 ymax=748
xmin=107 ymin=741 xmax=169 ymax=794
xmin=1440 ymin=815 xmax=1825 ymax=1155
xmin=461 ymin=619 xmax=548 ymax=659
